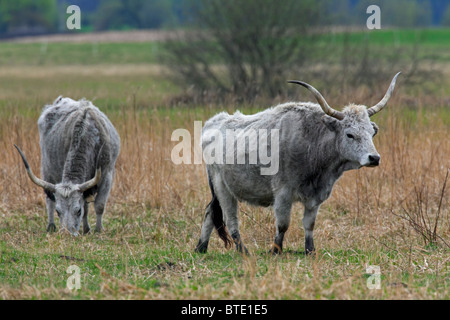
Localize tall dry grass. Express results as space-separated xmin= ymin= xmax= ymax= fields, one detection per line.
xmin=0 ymin=81 xmax=448 ymax=299
xmin=1 ymin=89 xmax=448 ymax=247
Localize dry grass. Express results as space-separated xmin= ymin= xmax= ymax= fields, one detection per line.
xmin=0 ymin=63 xmax=448 ymax=300
xmin=4 ymin=30 xmax=181 ymax=44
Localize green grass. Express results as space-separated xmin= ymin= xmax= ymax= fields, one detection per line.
xmin=0 ymin=42 xmax=162 ymax=66
xmin=1 ymin=225 xmax=447 ymax=299
xmin=1 ymin=28 xmax=450 ymax=67
xmin=0 ymin=29 xmax=449 ymax=300
xmin=316 ymin=28 xmax=450 ymax=47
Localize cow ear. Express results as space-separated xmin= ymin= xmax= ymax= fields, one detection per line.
xmin=371 ymin=121 xmax=379 ymax=136
xmin=321 ymin=115 xmax=341 ymax=132
xmin=44 ymin=190 xmax=56 ymax=202
xmin=83 ymin=187 xmax=98 ymax=203
xmin=84 ymin=194 xmax=96 ymax=203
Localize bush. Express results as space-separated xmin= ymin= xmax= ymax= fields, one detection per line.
xmin=162 ymin=0 xmax=323 ymax=101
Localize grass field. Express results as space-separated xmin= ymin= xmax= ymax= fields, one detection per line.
xmin=2 ymin=29 xmax=450 ymax=67
xmin=0 ymin=29 xmax=449 ymax=300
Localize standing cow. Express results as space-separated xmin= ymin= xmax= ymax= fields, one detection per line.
xmin=15 ymin=97 xmax=120 ymax=236
xmin=196 ymin=73 xmax=401 ymax=254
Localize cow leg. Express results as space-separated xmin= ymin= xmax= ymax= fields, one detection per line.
xmin=215 ymin=182 xmax=248 ymax=254
xmin=93 ymin=171 xmax=113 ymax=233
xmin=82 ymin=202 xmax=91 ymax=234
xmin=271 ymin=190 xmax=292 ymax=254
xmin=45 ymin=194 xmax=57 ymax=233
xmin=303 ymin=205 xmax=319 ymax=254
xmin=195 ymin=201 xmax=215 ymax=253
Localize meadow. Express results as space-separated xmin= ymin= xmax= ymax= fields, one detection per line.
xmin=0 ymin=29 xmax=448 ymax=300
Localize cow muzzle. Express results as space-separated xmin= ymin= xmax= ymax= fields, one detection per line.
xmin=367 ymin=154 xmax=381 ymax=167
xmin=60 ymin=227 xmax=80 ymax=237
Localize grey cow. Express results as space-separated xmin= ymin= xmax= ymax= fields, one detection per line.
xmin=196 ymin=73 xmax=401 ymax=255
xmin=15 ymin=97 xmax=120 ymax=236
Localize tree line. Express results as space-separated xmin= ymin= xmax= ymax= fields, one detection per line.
xmin=1 ymin=0 xmax=450 ymax=36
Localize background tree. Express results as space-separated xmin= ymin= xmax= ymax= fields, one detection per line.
xmin=94 ymin=0 xmax=177 ymax=31
xmin=442 ymin=5 xmax=450 ymax=26
xmin=162 ymin=0 xmax=323 ymax=100
xmin=0 ymin=0 xmax=57 ymax=35
xmin=354 ymin=0 xmax=432 ymax=27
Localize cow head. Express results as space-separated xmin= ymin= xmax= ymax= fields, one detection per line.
xmin=14 ymin=145 xmax=101 ymax=236
xmin=288 ymin=72 xmax=400 ymax=169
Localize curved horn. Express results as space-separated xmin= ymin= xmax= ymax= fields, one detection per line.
xmin=79 ymin=167 xmax=102 ymax=192
xmin=367 ymin=72 xmax=401 ymax=117
xmin=14 ymin=144 xmax=56 ymax=193
xmin=288 ymin=80 xmax=344 ymax=120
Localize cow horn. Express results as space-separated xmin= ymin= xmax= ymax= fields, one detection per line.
xmin=288 ymin=80 xmax=344 ymax=120
xmin=367 ymin=72 xmax=401 ymax=117
xmin=79 ymin=143 xmax=105 ymax=192
xmin=79 ymin=168 xmax=102 ymax=192
xmin=14 ymin=145 xmax=56 ymax=193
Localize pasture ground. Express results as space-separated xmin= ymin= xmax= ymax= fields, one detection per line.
xmin=0 ymin=29 xmax=449 ymax=300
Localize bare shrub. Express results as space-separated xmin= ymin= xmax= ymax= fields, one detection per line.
xmin=162 ymin=0 xmax=323 ymax=102
xmin=394 ymin=169 xmax=449 ymax=249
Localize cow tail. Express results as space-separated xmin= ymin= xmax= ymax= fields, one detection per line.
xmin=208 ymin=175 xmax=232 ymax=249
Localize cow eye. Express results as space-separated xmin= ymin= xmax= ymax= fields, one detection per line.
xmin=346 ymin=134 xmax=355 ymax=139
xmin=76 ymin=209 xmax=82 ymax=217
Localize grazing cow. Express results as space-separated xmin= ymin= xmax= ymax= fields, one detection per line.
xmin=15 ymin=97 xmax=120 ymax=236
xmin=196 ymin=73 xmax=401 ymax=254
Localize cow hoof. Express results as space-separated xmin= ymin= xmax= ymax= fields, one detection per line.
xmin=195 ymin=247 xmax=208 ymax=254
xmin=236 ymin=244 xmax=249 ymax=255
xmin=269 ymin=243 xmax=283 ymax=255
xmin=305 ymin=248 xmax=316 ymax=256
xmin=269 ymin=248 xmax=282 ymax=255
xmin=195 ymin=240 xmax=208 ymax=254
xmin=239 ymin=247 xmax=250 ymax=256
xmin=47 ymin=223 xmax=57 ymax=233
xmin=83 ymin=227 xmax=91 ymax=235
xmin=94 ymin=227 xmax=103 ymax=233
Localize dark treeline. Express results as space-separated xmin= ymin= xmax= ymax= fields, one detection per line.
xmin=1 ymin=0 xmax=450 ymax=36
